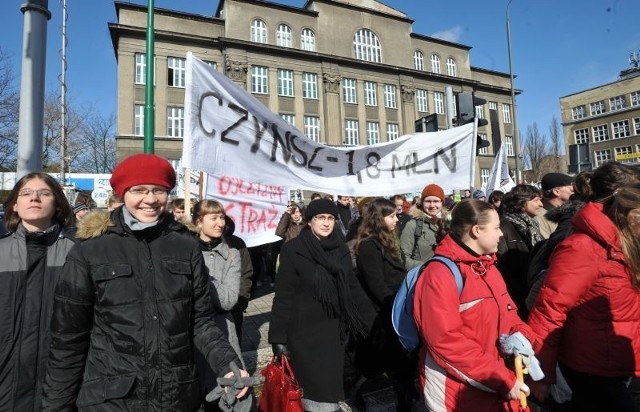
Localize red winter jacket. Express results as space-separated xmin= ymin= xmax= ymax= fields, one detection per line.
xmin=528 ymin=202 xmax=640 ymax=381
xmin=414 ymin=234 xmax=534 ymax=412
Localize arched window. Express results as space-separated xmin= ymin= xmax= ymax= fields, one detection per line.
xmin=250 ymin=19 xmax=267 ymax=43
xmin=276 ymin=24 xmax=292 ymax=47
xmin=413 ymin=50 xmax=424 ymax=71
xmin=353 ymin=29 xmax=381 ymax=63
xmin=446 ymin=57 xmax=457 ymax=77
xmin=430 ymin=54 xmax=441 ymax=74
xmin=301 ymin=28 xmax=316 ymax=51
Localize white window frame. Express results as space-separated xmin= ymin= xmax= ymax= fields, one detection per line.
xmin=280 ymin=114 xmax=295 ymax=126
xmin=505 ymin=135 xmax=514 ymax=156
xmin=301 ymin=28 xmax=316 ymax=51
xmin=167 ymin=57 xmax=186 ymax=88
xmin=302 ymin=72 xmax=318 ymax=99
xmin=364 ymin=81 xmax=377 ymax=106
xmin=615 ymin=146 xmax=636 ymax=163
xmin=304 ymin=116 xmax=320 ymax=142
xmin=434 ymin=92 xmax=445 ymax=115
xmin=134 ymin=105 xmax=144 ymax=136
xmin=413 ymin=50 xmax=424 ymax=71
xmin=366 ymin=121 xmax=380 ymax=145
xmin=612 ymin=120 xmax=630 ymax=139
xmin=277 ymin=69 xmax=294 ymax=97
xmin=631 ymin=91 xmax=640 ymax=107
xmin=276 ymin=24 xmax=292 ymax=48
xmin=635 ymin=118 xmax=640 ymax=135
xmin=502 ymin=104 xmax=512 ymax=124
xmin=572 ymin=106 xmax=586 ymax=120
xmin=353 ymin=29 xmax=381 ymax=63
xmin=480 ymin=168 xmax=490 ymax=185
xmin=476 ymin=104 xmax=486 ymax=120
xmin=477 ymin=133 xmax=488 ymax=155
xmin=610 ymin=95 xmax=626 ymax=111
xmin=446 ymin=57 xmax=457 ymax=77
xmin=251 ymin=66 xmax=269 ymax=94
xmin=574 ymin=128 xmax=589 ymax=144
xmin=590 ymin=101 xmax=605 ymax=116
xmin=135 ymin=53 xmax=146 ymax=85
xmin=489 ymin=101 xmax=498 ymax=111
xmin=594 ymin=148 xmax=611 ymax=167
xmin=167 ymin=106 xmax=184 ymax=138
xmin=387 ymin=123 xmax=399 ymax=141
xmin=416 ymin=89 xmax=428 ymax=113
xmin=251 ymin=19 xmax=268 ymax=43
xmin=343 ymin=78 xmax=357 ymax=104
xmin=430 ymin=54 xmax=441 ymax=74
xmin=384 ymin=84 xmax=397 ymax=109
xmin=593 ymin=124 xmax=610 ymax=142
xmin=344 ymin=120 xmax=359 ymax=146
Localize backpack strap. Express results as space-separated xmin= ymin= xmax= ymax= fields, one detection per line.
xmin=429 ymin=255 xmax=463 ymax=296
xmin=411 ymin=219 xmax=424 ymax=260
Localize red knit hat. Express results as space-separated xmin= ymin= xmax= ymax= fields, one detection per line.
xmin=421 ymin=184 xmax=445 ymax=202
xmin=110 ymin=154 xmax=176 ymax=198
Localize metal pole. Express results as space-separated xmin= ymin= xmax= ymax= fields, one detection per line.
xmin=144 ymin=0 xmax=155 ymax=153
xmin=17 ymin=0 xmax=51 ymax=177
xmin=506 ymin=0 xmax=520 ymax=183
xmin=60 ymin=0 xmax=68 ymax=183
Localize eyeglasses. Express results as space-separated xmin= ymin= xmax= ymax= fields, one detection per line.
xmin=313 ymin=215 xmax=336 ymax=223
xmin=422 ymin=199 xmax=442 ymax=204
xmin=128 ymin=187 xmax=169 ymax=197
xmin=18 ymin=189 xmax=53 ymax=198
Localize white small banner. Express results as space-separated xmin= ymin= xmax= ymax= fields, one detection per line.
xmin=183 ymin=53 xmax=475 ymax=197
xmin=482 ymin=142 xmax=516 ymax=197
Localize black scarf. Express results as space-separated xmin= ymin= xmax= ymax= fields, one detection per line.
xmin=503 ymin=212 xmax=543 ymax=248
xmin=298 ymin=228 xmax=368 ymax=340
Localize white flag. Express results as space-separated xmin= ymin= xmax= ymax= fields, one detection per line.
xmin=482 ymin=143 xmax=515 ymax=198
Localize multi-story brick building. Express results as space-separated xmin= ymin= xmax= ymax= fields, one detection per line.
xmin=108 ymin=0 xmax=520 ymax=188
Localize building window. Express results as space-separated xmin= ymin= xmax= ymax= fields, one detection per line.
xmin=478 ymin=133 xmax=489 ymax=155
xmin=574 ymin=128 xmax=589 ymax=144
xmin=590 ymin=100 xmax=605 ymax=116
xmin=364 ymin=81 xmax=377 ymax=106
xmin=434 ymin=92 xmax=445 ymax=115
xmin=502 ymin=104 xmax=512 ymax=124
xmin=416 ymin=89 xmax=428 ymax=113
xmin=304 ymin=116 xmax=320 ymax=142
xmin=610 ymin=95 xmax=626 ymax=111
xmin=615 ymin=146 xmax=636 ymax=163
xmin=612 ymin=120 xmax=630 ymax=139
xmin=430 ymin=54 xmax=440 ymax=74
xmin=344 ymin=120 xmax=359 ymax=146
xmin=384 ymin=84 xmax=397 ymax=109
xmin=635 ymin=118 xmax=640 ymax=135
xmin=446 ymin=57 xmax=457 ymax=77
xmin=505 ymin=135 xmax=514 ymax=156
xmin=387 ymin=123 xmax=399 ymax=141
xmin=489 ymin=101 xmax=498 ymax=111
xmin=413 ymin=50 xmax=424 ymax=71
xmin=280 ymin=114 xmax=295 ymax=126
xmin=594 ymin=149 xmax=611 ymax=167
xmin=277 ymin=69 xmax=294 ymax=97
xmin=301 ymin=28 xmax=316 ymax=51
xmin=353 ymin=29 xmax=381 ymax=63
xmin=276 ymin=24 xmax=292 ymax=48
xmin=343 ymin=78 xmax=357 ymax=104
xmin=476 ymin=104 xmax=485 ymax=120
xmin=592 ymin=124 xmax=610 ymax=142
xmin=572 ymin=105 xmax=586 ymax=120
xmin=302 ymin=73 xmax=318 ymax=99
xmin=251 ymin=19 xmax=268 ymax=43
xmin=167 ymin=57 xmax=186 ymax=88
xmin=251 ymin=66 xmax=269 ymax=94
xmin=480 ymin=168 xmax=490 ymax=185
xmin=167 ymin=106 xmax=184 ymax=138
xmin=135 ymin=53 xmax=146 ymax=84
xmin=366 ymin=121 xmax=380 ymax=145
xmin=134 ymin=105 xmax=144 ymax=136
xmin=631 ymin=91 xmax=640 ymax=107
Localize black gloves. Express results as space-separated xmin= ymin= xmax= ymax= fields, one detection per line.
xmin=272 ymin=343 xmax=290 ymax=363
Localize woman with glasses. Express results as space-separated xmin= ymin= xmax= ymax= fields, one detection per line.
xmin=42 ymin=154 xmax=250 ymax=411
xmin=269 ymin=198 xmax=375 ymax=412
xmin=400 ymin=183 xmax=448 ymax=270
xmin=0 ymin=172 xmax=75 ymax=411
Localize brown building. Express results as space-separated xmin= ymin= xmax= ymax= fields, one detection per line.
xmin=108 ymin=0 xmax=520 ymax=189
xmin=560 ymin=63 xmax=640 ymax=173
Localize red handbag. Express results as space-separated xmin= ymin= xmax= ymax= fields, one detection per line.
xmin=259 ymin=355 xmax=303 ymax=412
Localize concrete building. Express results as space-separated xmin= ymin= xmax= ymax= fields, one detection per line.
xmin=560 ymin=61 xmax=640 ymax=173
xmin=108 ymin=0 xmax=520 ymax=189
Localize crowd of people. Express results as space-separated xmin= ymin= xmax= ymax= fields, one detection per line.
xmin=2 ymin=156 xmax=640 ymax=412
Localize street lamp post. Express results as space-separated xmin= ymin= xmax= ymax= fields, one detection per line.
xmin=506 ymin=0 xmax=520 ymax=183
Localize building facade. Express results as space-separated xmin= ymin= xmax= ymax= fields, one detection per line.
xmin=560 ymin=65 xmax=640 ymax=173
xmin=108 ymin=0 xmax=519 ymax=189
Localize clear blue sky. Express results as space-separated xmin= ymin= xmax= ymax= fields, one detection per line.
xmin=2 ymin=0 xmax=639 ymax=144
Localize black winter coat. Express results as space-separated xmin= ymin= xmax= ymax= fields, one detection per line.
xmin=497 ymin=219 xmax=533 ymax=320
xmin=42 ymin=209 xmax=240 ymax=411
xmin=268 ymin=228 xmax=374 ymax=403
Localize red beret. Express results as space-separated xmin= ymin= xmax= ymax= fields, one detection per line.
xmin=421 ymin=184 xmax=445 ymax=202
xmin=110 ymin=154 xmax=176 ymax=198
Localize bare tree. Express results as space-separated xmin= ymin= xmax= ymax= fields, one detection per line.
xmin=548 ymin=116 xmax=564 ymax=172
xmin=41 ymin=92 xmax=85 ymax=171
xmin=0 ymin=47 xmax=19 ymax=169
xmin=522 ymin=122 xmax=550 ymax=183
xmin=72 ymin=110 xmax=116 ymax=173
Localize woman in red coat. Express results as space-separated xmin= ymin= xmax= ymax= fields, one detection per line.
xmin=414 ymin=199 xmax=534 ymax=411
xmin=528 ymin=183 xmax=640 ymax=412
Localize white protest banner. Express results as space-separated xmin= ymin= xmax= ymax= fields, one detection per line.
xmin=482 ymin=142 xmax=516 ymax=197
xmin=183 ymin=53 xmax=475 ymax=196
